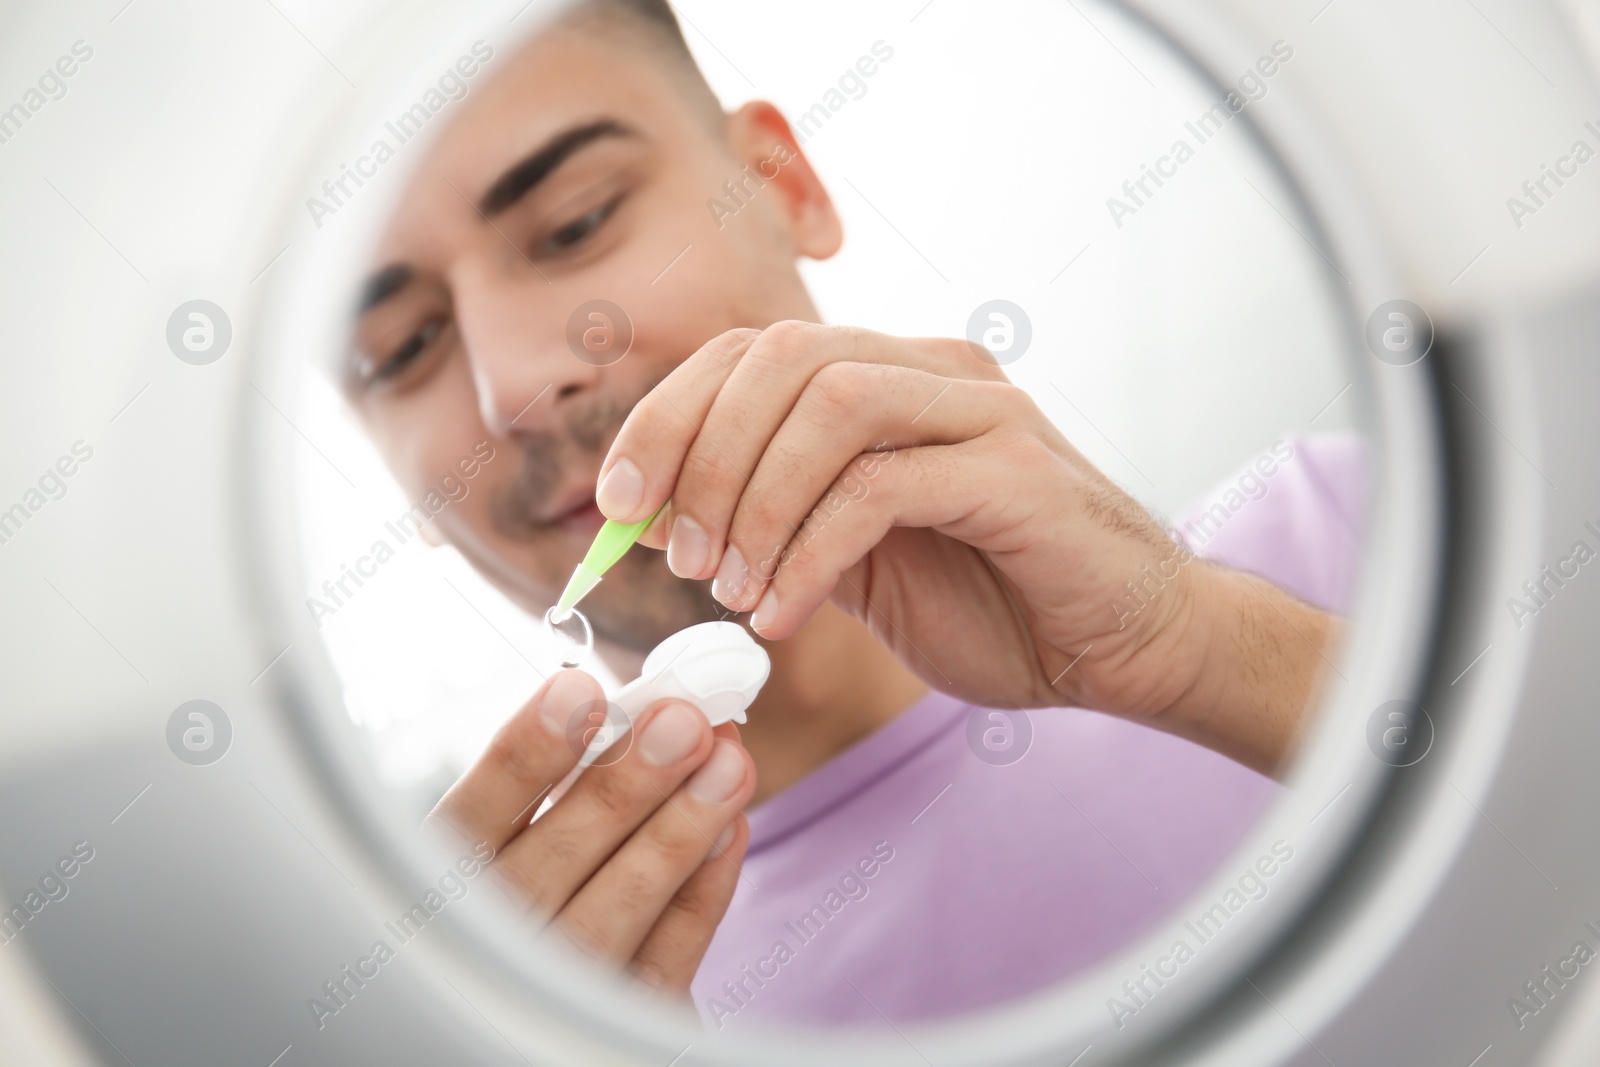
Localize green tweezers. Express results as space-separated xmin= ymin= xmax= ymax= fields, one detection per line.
xmin=551 ymin=504 xmax=664 ymax=621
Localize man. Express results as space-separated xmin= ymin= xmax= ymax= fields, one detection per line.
xmin=343 ymin=0 xmax=1357 ymax=1028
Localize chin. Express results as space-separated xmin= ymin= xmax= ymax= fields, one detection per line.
xmin=581 ymin=551 xmax=726 ymax=652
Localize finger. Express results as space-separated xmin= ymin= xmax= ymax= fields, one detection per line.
xmin=716 ymin=365 xmax=1011 ymax=612
xmin=425 ymin=670 xmax=602 ymax=852
xmin=634 ymin=497 xmax=674 ymax=551
xmin=540 ymin=712 xmax=740 ymax=815
xmin=492 ymin=698 xmax=715 ymax=915
xmin=744 ymin=439 xmax=1034 ymax=639
xmin=550 ymin=739 xmax=755 ymax=965
xmin=628 ymin=814 xmax=751 ymax=995
xmin=658 ymin=324 xmax=1000 ymax=585
xmin=595 ymin=329 xmax=762 ymax=523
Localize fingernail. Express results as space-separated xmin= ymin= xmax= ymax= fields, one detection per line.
xmin=712 ymin=823 xmax=736 ymax=852
xmin=688 ymin=739 xmax=746 ymax=804
xmin=751 ymin=587 xmax=779 ymax=633
xmin=595 ymin=458 xmax=643 ymax=520
xmin=666 ymin=514 xmax=710 ymax=578
xmin=711 ymin=544 xmax=748 ymax=606
xmin=639 ymin=702 xmax=704 ymax=767
xmin=541 ymin=669 xmax=598 ymax=737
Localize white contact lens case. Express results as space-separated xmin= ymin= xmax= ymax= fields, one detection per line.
xmin=577 ymin=621 xmax=770 ymax=767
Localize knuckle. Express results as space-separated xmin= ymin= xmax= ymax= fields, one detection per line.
xmin=992 ymin=424 xmax=1052 ymax=468
xmin=611 ymin=864 xmax=664 ymax=915
xmin=803 ymin=362 xmax=872 ymax=420
xmin=757 ymin=318 xmax=819 ymax=351
xmin=746 ymin=534 xmax=791 ymax=583
xmin=732 ymin=489 xmax=802 ymax=574
xmin=706 ymin=327 xmax=762 ymax=362
xmin=744 ymin=321 xmax=826 ymax=378
xmin=786 ymin=509 xmax=831 ymax=563
xmin=641 ymin=819 xmax=712 ymax=871
xmin=678 ymin=444 xmax=739 ymax=506
xmin=482 ymin=725 xmax=555 ymax=793
xmin=584 ymin=765 xmax=643 ymax=822
xmin=780 ymin=533 xmax=818 ymax=572
xmin=734 ymin=477 xmax=787 ymax=533
xmin=552 ymin=911 xmax=608 ymax=956
xmin=694 ymin=329 xmax=763 ymax=379
xmin=740 ymin=523 xmax=788 ymax=575
xmin=627 ymin=958 xmax=674 ymax=992
xmin=615 ymin=383 xmax=671 ymax=432
xmin=949 ymin=334 xmax=1006 ymax=377
xmin=989 ymin=379 xmax=1037 ymax=417
xmin=737 ymin=345 xmax=791 ymax=388
xmin=680 ymin=441 xmax=730 ymax=484
xmin=538 ymin=831 xmax=583 ymax=877
xmin=665 ymin=878 xmax=725 ymax=928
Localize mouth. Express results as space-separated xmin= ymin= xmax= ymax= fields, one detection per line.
xmin=542 ymin=488 xmax=607 ymax=537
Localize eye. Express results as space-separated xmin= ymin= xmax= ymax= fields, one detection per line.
xmin=535 ymin=194 xmax=625 ymax=257
xmin=370 ymin=316 xmax=447 ymax=386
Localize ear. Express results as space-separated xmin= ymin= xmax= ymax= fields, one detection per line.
xmin=723 ymin=101 xmax=843 ymax=260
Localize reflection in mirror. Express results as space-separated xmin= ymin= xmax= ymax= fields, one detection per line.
xmin=291 ymin=0 xmax=1367 ymax=1036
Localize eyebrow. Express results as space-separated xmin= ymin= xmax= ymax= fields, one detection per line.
xmin=356 ymin=263 xmax=414 ymax=316
xmin=478 ymin=118 xmax=638 ymax=215
xmin=352 ymin=119 xmax=639 ymax=320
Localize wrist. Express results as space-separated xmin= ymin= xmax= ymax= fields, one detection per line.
xmin=1153 ymin=563 xmax=1338 ymax=777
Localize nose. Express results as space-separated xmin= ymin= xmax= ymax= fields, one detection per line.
xmin=451 ymin=262 xmax=601 ymax=439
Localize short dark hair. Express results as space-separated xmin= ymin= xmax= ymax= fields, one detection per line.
xmin=600 ymin=0 xmax=690 ymax=47
xmin=564 ymin=0 xmax=726 ymax=127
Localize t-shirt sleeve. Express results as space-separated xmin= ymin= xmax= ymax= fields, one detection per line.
xmin=1173 ymin=433 xmax=1367 ymax=613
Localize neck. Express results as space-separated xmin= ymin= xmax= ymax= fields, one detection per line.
xmin=597 ymin=603 xmax=926 ymax=804
xmin=741 ymin=603 xmax=927 ymax=803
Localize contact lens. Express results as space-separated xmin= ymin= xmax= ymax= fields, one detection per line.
xmin=544 ymin=606 xmax=593 ymax=669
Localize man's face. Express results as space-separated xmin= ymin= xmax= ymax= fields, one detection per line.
xmin=345 ymin=21 xmax=832 ymax=651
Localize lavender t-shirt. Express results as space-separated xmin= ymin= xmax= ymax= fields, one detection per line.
xmin=693 ymin=434 xmax=1366 ymax=1029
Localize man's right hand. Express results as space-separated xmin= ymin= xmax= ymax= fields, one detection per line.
xmin=425 ymin=669 xmax=756 ymax=996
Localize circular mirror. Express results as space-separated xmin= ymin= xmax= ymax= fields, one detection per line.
xmin=256 ymin=2 xmax=1427 ymax=1062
